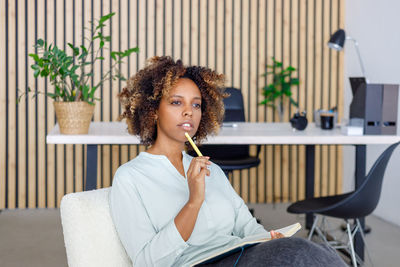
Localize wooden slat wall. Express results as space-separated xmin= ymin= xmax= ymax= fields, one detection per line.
xmin=1 ymin=0 xmax=344 ymax=209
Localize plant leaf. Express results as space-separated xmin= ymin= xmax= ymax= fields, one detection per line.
xmin=37 ymin=39 xmax=44 ymax=46
xmin=99 ymin=12 xmax=115 ymax=24
xmin=110 ymin=51 xmax=117 ymax=60
xmin=46 ymin=92 xmax=58 ymax=99
xmin=29 ymin=53 xmax=40 ymax=62
xmin=286 ymin=66 xmax=296 ymax=72
xmin=80 ymin=45 xmax=88 ymax=54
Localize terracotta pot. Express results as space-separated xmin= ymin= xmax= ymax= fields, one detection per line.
xmin=54 ymin=102 xmax=95 ymax=134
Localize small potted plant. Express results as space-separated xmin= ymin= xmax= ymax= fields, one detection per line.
xmin=21 ymin=12 xmax=138 ymax=134
xmin=259 ymin=57 xmax=299 ymax=121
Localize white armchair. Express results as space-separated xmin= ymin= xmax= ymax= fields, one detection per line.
xmin=60 ymin=187 xmax=132 ymax=267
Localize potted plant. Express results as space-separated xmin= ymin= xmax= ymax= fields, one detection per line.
xmin=259 ymin=57 xmax=299 ymax=121
xmin=21 ymin=12 xmax=138 ymax=134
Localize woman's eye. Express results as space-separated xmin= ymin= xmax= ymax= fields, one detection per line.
xmin=193 ymin=103 xmax=201 ymax=109
xmin=171 ymin=100 xmax=181 ymax=105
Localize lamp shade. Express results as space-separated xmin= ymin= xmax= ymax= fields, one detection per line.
xmin=328 ymin=29 xmax=346 ymax=51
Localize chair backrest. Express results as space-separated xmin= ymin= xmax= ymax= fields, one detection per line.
xmin=329 ymin=141 xmax=400 ymax=219
xmin=197 ymin=87 xmax=249 ymax=159
xmin=60 ymin=187 xmax=132 ymax=267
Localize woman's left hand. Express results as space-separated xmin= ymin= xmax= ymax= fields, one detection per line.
xmin=270 ymin=230 xmax=285 ymax=239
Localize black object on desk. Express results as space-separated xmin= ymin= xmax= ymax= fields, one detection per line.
xmin=290 ymin=111 xmax=308 ymax=131
xmin=349 ymin=78 xmax=399 ymax=135
xmin=320 ymin=113 xmax=334 ymax=130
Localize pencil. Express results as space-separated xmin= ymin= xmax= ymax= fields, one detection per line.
xmin=184 ymin=132 xmax=203 ymax=156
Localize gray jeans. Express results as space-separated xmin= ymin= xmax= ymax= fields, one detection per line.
xmin=201 ymin=237 xmax=346 ymax=267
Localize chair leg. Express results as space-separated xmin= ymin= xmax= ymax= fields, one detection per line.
xmin=356 ymin=219 xmax=374 ymax=267
xmin=308 ymin=215 xmax=319 ymax=240
xmin=315 ymin=222 xmax=331 ymax=245
xmin=346 ymin=220 xmax=358 ymax=267
xmin=308 ymin=215 xmax=331 ymax=246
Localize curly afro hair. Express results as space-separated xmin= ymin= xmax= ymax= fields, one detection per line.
xmin=119 ymin=56 xmax=228 ymax=146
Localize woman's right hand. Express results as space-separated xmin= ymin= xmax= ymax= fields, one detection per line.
xmin=186 ymin=156 xmax=211 ymax=206
xmin=270 ymin=230 xmax=285 ymax=239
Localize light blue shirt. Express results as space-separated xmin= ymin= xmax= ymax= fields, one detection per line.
xmin=110 ymin=151 xmax=267 ymax=267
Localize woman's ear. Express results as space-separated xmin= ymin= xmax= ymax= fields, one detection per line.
xmin=154 ymin=112 xmax=158 ymax=124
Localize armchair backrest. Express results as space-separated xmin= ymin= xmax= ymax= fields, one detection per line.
xmin=60 ymin=188 xmax=132 ymax=267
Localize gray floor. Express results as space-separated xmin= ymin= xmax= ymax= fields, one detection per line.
xmin=1 ymin=204 xmax=399 ymax=267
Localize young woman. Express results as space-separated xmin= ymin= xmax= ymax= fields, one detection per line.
xmin=110 ymin=56 xmax=345 ymax=267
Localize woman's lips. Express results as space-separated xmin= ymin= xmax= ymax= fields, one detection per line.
xmin=179 ymin=123 xmax=193 ymax=131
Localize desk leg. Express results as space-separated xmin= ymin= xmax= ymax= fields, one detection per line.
xmin=85 ymin=145 xmax=98 ymax=191
xmin=305 ymin=145 xmax=315 ymax=229
xmin=355 ymin=145 xmax=366 ymax=260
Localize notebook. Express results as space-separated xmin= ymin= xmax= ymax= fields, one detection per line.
xmin=190 ymin=222 xmax=302 ymax=266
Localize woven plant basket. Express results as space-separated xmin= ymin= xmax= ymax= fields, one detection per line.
xmin=54 ymin=102 xmax=95 ymax=134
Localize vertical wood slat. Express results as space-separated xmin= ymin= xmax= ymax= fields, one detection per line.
xmin=27 ymin=0 xmax=36 ymax=208
xmin=75 ymin=0 xmax=85 ymax=194
xmin=119 ymin=0 xmax=129 ymax=168
xmin=240 ymin=0 xmax=249 ymax=203
xmin=101 ymin=0 xmax=111 ymax=189
xmin=1 ymin=0 xmax=344 ymax=209
xmin=289 ymin=0 xmax=298 ymax=202
xmin=110 ymin=0 xmax=120 ymax=188
xmin=297 ymin=0 xmax=307 ymax=201
xmin=65 ymin=0 xmax=74 ymax=196
xmin=265 ymin=0 xmax=274 ymax=203
xmin=0 ymin=0 xmax=7 ymax=209
xmin=37 ymin=0 xmax=46 ymax=207
xmin=231 ymin=0 xmax=241 ymax=195
xmin=337 ymin=0 xmax=345 ymax=194
xmin=46 ymin=0 xmax=56 ymax=208
xmin=93 ymin=1 xmax=102 ymax=193
xmin=328 ymin=0 xmax=338 ymax=196
xmin=248 ymin=0 xmax=258 ymax=203
xmin=271 ymin=0 xmax=282 ymax=181
xmin=257 ymin=0 xmax=265 ymax=203
xmin=17 ymin=0 xmax=27 ymax=208
xmin=8 ymin=0 xmax=17 ymax=209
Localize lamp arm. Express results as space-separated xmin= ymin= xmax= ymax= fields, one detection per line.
xmin=346 ymin=36 xmax=368 ymax=80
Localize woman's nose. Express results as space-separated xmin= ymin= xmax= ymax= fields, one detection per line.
xmin=183 ymin=106 xmax=193 ymax=117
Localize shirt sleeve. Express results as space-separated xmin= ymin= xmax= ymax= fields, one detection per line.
xmin=109 ymin=167 xmax=189 ymax=267
xmin=215 ymin=166 xmax=267 ymax=238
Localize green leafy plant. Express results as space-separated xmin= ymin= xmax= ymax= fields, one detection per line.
xmin=260 ymin=57 xmax=299 ymax=120
xmin=19 ymin=12 xmax=139 ymax=104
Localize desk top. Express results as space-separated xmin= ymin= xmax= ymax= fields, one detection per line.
xmin=46 ymin=122 xmax=400 ymax=145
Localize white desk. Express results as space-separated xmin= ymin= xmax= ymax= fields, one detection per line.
xmin=47 ymin=121 xmax=400 ymax=259
xmin=47 ymin=121 xmax=400 ymax=145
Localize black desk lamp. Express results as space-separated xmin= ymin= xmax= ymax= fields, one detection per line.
xmin=328 ymin=29 xmax=368 ymax=81
xmin=329 ymin=30 xmax=374 ymax=234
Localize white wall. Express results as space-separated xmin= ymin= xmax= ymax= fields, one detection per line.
xmin=344 ymin=0 xmax=400 ymax=226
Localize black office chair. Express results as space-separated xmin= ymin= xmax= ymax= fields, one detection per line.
xmin=287 ymin=141 xmax=400 ymax=267
xmin=192 ymin=87 xmax=261 ymax=175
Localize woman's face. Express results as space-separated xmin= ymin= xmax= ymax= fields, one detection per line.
xmin=156 ymin=78 xmax=202 ymax=145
